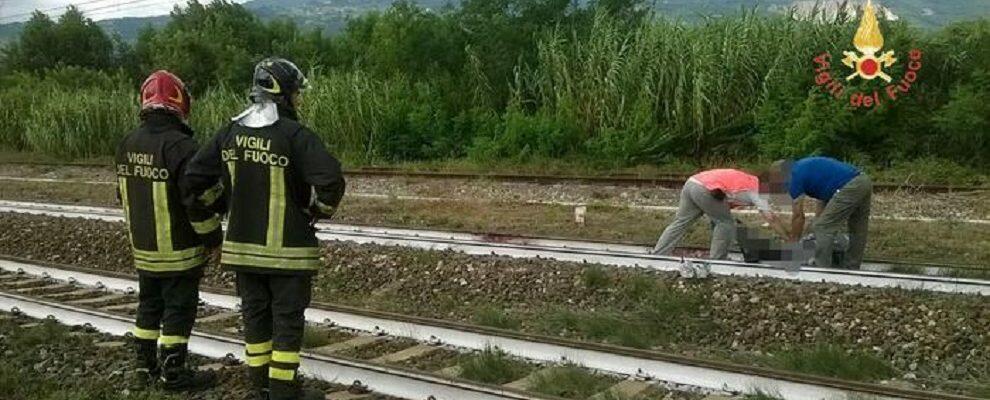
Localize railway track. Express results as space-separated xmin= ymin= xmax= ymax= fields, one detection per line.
xmin=0 ymin=287 xmax=554 ymax=400
xmin=1 ymin=200 xmax=987 ymax=295
xmin=2 ymin=175 xmax=987 ymax=225
xmin=0 ymin=257 xmax=981 ymax=400
xmin=1 ymin=160 xmax=986 ymax=193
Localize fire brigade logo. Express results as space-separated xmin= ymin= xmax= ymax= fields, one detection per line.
xmin=811 ymin=0 xmax=923 ymax=109
xmin=842 ymin=0 xmax=896 ymax=82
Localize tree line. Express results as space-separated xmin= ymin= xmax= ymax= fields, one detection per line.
xmin=0 ymin=0 xmax=986 ymax=170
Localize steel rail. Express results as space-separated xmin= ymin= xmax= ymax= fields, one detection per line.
xmin=2 ymin=257 xmax=980 ymax=400
xmin=1 ymin=200 xmax=987 ymax=295
xmin=0 ymin=160 xmax=985 ymax=193
xmin=0 ymin=288 xmax=563 ymax=400
xmin=3 ymin=175 xmax=987 ymax=225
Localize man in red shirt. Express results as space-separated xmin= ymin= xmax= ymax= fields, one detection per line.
xmin=651 ymin=169 xmax=788 ymax=259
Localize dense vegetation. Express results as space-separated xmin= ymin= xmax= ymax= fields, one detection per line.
xmin=0 ymin=0 xmax=986 ymax=171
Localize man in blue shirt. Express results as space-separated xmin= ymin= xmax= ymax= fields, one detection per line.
xmin=773 ymin=157 xmax=873 ymax=269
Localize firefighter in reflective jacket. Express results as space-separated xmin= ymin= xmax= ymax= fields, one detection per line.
xmin=116 ymin=70 xmax=221 ymax=392
xmin=186 ymin=58 xmax=346 ymax=400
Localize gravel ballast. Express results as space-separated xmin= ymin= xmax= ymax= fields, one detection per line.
xmin=0 ymin=212 xmax=986 ymax=393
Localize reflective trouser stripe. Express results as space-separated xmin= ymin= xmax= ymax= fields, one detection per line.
xmin=270 ymin=350 xmax=300 ymax=381
xmin=247 ymin=354 xmax=272 ymax=367
xmin=266 ymin=166 xmax=286 ymax=248
xmin=132 ymin=326 xmax=159 ymax=340
xmin=269 ymin=366 xmax=296 ymax=381
xmin=246 ymin=341 xmax=273 ymax=354
xmin=152 ymin=181 xmax=173 ymax=252
xmin=272 ymin=350 xmax=300 ymax=364
xmin=159 ymin=335 xmax=189 ymax=347
xmin=246 ymin=341 xmax=273 ymax=367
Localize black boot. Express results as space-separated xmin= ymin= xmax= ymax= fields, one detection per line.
xmin=160 ymin=345 xmax=217 ymax=392
xmin=129 ymin=338 xmax=160 ymax=391
xmin=245 ymin=366 xmax=270 ymax=400
xmin=270 ymin=378 xmax=324 ymax=400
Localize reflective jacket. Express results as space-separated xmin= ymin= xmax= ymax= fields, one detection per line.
xmin=185 ymin=105 xmax=346 ymax=275
xmin=115 ymin=112 xmax=222 ymax=276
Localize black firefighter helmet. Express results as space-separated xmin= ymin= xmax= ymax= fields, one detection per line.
xmin=251 ymin=57 xmax=309 ymax=106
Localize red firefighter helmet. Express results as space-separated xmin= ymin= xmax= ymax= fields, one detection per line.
xmin=140 ymin=70 xmax=191 ymax=119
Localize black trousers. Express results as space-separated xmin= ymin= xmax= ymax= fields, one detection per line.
xmin=237 ymin=272 xmax=312 ymax=397
xmin=134 ymin=270 xmax=202 ymax=347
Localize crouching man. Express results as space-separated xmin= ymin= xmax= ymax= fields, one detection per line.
xmin=651 ymin=168 xmax=788 ymax=259
xmin=773 ymin=157 xmax=873 ymax=269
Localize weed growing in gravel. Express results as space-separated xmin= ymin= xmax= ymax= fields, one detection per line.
xmin=528 ymin=364 xmax=619 ymax=399
xmin=581 ymin=266 xmax=611 ymax=291
xmin=457 ymin=347 xmax=535 ymax=385
xmin=301 ymin=326 xmax=333 ymax=349
xmin=473 ymin=306 xmax=522 ymax=330
xmin=774 ymin=345 xmax=895 ymax=381
xmin=536 ymin=274 xmax=709 ymax=349
xmin=0 ymin=318 xmax=176 ymax=400
xmin=537 ymin=308 xmax=653 ymax=348
xmin=886 ymin=264 xmax=924 ymax=275
xmin=970 ymin=385 xmax=990 ymax=399
xmin=9 ymin=320 xmax=70 ymax=348
xmin=0 ymin=364 xmax=177 ymax=400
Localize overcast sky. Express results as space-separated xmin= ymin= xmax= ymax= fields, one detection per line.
xmin=0 ymin=0 xmax=249 ymax=23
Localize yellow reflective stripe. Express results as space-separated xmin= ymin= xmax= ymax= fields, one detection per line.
xmin=159 ymin=335 xmax=189 ymax=347
xmin=134 ymin=257 xmax=205 ymax=272
xmin=132 ymin=246 xmax=204 ymax=261
xmin=221 ymin=252 xmax=321 ymax=270
xmin=245 ymin=341 xmax=273 ymax=354
xmin=152 ymin=181 xmax=173 ymax=252
xmin=247 ymin=354 xmax=271 ymax=367
xmin=227 ymin=161 xmax=236 ymax=188
xmin=191 ymin=214 xmax=221 ymax=235
xmin=272 ymin=351 xmax=300 ymax=365
xmin=222 ymin=241 xmax=321 ymax=258
xmin=198 ymin=183 xmax=223 ymax=207
xmin=269 ymin=366 xmax=296 ymax=381
xmin=266 ymin=166 xmax=286 ymax=248
xmin=118 ymin=177 xmax=135 ymax=245
xmin=132 ymin=326 xmax=159 ymax=340
xmin=314 ymin=200 xmax=336 ymax=217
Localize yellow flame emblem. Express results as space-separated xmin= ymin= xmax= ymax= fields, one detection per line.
xmin=842 ymin=0 xmax=897 ymax=82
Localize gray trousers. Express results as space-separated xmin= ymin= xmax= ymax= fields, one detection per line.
xmin=814 ymin=174 xmax=872 ymax=269
xmin=652 ymin=181 xmax=735 ymax=259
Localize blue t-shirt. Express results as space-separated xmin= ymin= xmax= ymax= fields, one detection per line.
xmin=788 ymin=157 xmax=860 ymax=202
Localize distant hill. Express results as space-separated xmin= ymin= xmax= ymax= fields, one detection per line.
xmin=0 ymin=15 xmax=170 ymax=44
xmin=0 ymin=0 xmax=985 ymax=44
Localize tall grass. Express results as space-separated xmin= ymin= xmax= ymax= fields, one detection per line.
xmin=1 ymin=13 xmax=987 ymax=168
xmin=509 ymin=10 xmax=854 ymax=163
xmin=23 ymin=88 xmax=135 ymax=158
